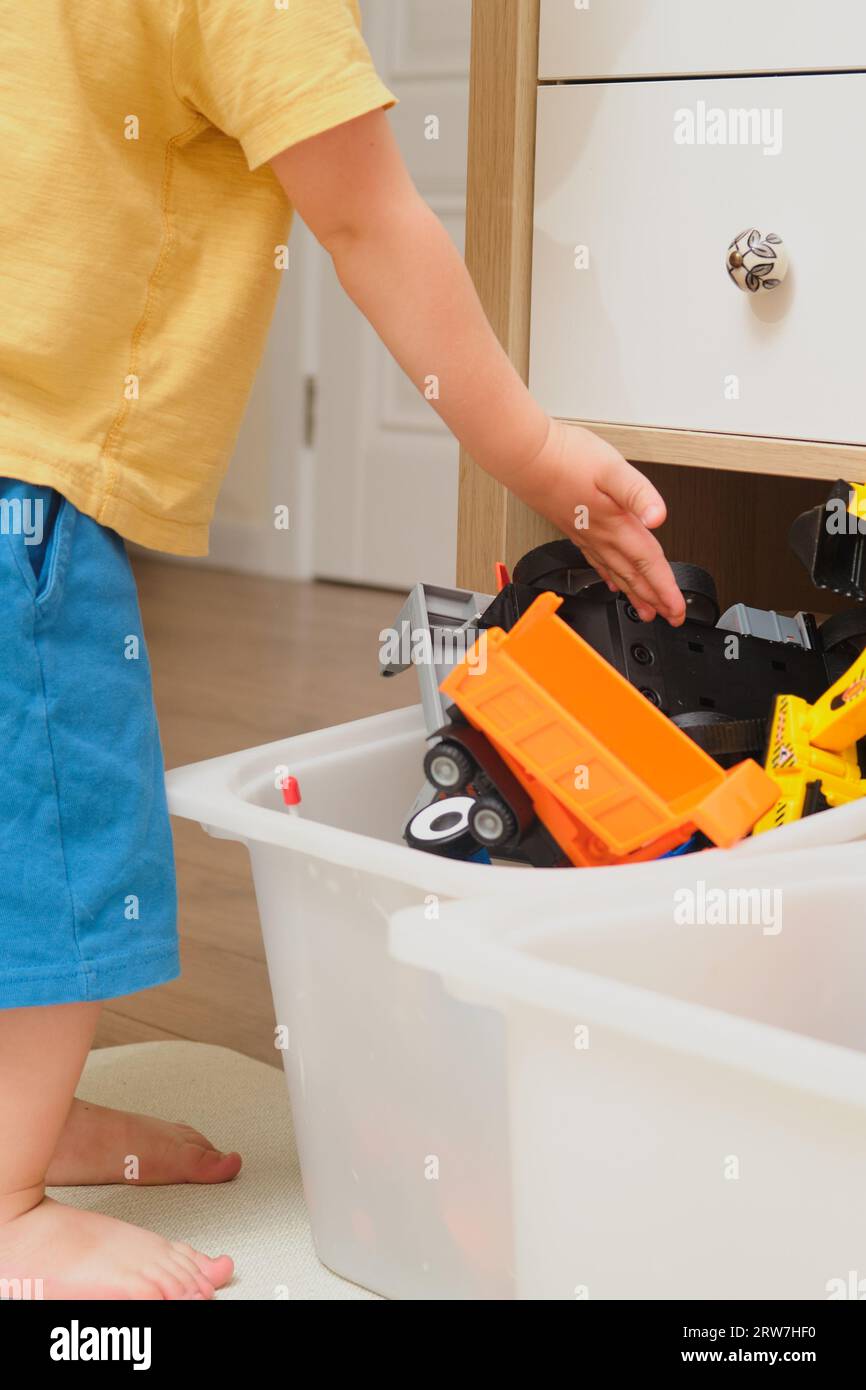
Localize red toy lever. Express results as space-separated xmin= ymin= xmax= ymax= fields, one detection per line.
xmin=281 ymin=775 xmax=302 ymax=810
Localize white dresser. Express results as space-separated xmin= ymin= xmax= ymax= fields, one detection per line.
xmin=531 ymin=0 xmax=866 ymax=454
xmin=458 ymin=0 xmax=866 ymax=604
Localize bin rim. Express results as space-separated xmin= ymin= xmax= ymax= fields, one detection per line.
xmin=389 ymin=864 xmax=866 ymax=1112
xmin=165 ymin=705 xmax=476 ymax=893
xmin=165 ymin=703 xmax=866 ymax=891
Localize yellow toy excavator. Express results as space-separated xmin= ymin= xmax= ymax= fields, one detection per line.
xmin=755 ymin=646 xmax=866 ymax=834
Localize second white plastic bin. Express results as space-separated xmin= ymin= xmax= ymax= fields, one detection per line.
xmin=392 ymin=844 xmax=866 ymax=1300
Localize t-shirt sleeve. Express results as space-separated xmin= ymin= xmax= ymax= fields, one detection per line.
xmin=172 ymin=0 xmax=397 ymax=171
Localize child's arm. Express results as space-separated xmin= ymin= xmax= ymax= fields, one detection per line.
xmin=271 ymin=109 xmax=685 ymax=625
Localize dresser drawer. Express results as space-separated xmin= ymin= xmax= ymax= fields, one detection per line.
xmin=539 ymin=0 xmax=866 ymax=80
xmin=529 ymin=74 xmax=866 ymax=445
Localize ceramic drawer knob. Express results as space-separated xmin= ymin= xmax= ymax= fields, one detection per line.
xmin=726 ymin=228 xmax=789 ymax=292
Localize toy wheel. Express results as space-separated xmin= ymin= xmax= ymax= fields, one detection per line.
xmin=424 ymin=740 xmax=476 ymax=792
xmin=674 ymin=711 xmax=733 ymax=729
xmin=566 ymin=569 xmax=609 ymax=599
xmin=669 ymin=563 xmax=719 ymax=626
xmin=673 ymin=711 xmax=766 ymax=764
xmin=512 ymin=540 xmax=587 ymax=589
xmin=673 ymin=711 xmax=734 ymax=753
xmin=405 ymin=796 xmax=478 ymax=858
xmin=469 ymin=794 xmax=519 ymax=849
xmin=512 ymin=541 xmax=607 ymax=597
xmin=819 ymin=609 xmax=866 ymax=659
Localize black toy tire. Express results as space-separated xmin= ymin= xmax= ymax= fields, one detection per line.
xmin=674 ymin=711 xmax=734 ymax=727
xmin=669 ymin=563 xmax=720 ymax=627
xmin=512 ymin=540 xmax=588 ymax=591
xmin=819 ymin=609 xmax=866 ymax=659
xmin=673 ymin=711 xmax=735 ymax=749
xmin=565 ymin=568 xmax=608 ymax=598
xmin=468 ymin=794 xmax=519 ymax=849
xmin=512 ymin=540 xmax=606 ymax=597
xmin=673 ymin=711 xmax=767 ymax=764
xmin=424 ymin=740 xmax=476 ymax=793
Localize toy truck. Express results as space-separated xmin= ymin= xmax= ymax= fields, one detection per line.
xmin=382 ymin=542 xmax=866 ymax=772
xmin=755 ymin=646 xmax=866 ymax=834
xmin=479 ymin=541 xmax=866 ymax=765
xmin=424 ymin=592 xmax=777 ymax=868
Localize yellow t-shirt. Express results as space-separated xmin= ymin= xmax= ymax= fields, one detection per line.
xmin=0 ymin=0 xmax=395 ymax=555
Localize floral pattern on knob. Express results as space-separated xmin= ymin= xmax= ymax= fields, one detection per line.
xmin=726 ymin=228 xmax=789 ymax=293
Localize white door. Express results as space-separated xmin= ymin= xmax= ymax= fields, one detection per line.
xmin=313 ymin=0 xmax=471 ymax=589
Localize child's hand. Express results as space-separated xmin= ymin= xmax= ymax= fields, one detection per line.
xmin=271 ymin=111 xmax=685 ymax=628
xmin=512 ymin=420 xmax=687 ymax=626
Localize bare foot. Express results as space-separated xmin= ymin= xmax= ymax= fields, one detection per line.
xmin=0 ymin=1196 xmax=234 ymax=1299
xmin=46 ymin=1100 xmax=242 ymax=1187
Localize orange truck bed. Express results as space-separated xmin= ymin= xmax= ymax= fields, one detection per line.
xmin=439 ymin=592 xmax=777 ymax=867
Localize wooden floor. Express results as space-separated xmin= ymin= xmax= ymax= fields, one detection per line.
xmin=93 ymin=559 xmax=415 ymax=1067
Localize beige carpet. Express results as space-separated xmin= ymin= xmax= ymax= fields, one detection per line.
xmin=49 ymin=1042 xmax=380 ymax=1301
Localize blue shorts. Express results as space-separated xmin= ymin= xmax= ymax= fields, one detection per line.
xmin=0 ymin=479 xmax=179 ymax=1008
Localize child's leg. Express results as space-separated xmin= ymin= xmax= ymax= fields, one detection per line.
xmin=0 ymin=1002 xmax=233 ymax=1300
xmin=0 ymin=1002 xmax=101 ymax=1221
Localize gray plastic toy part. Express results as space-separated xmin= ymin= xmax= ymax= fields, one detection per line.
xmin=380 ymin=582 xmax=494 ymax=834
xmin=379 ymin=581 xmax=494 ymax=736
xmin=716 ymin=603 xmax=813 ymax=650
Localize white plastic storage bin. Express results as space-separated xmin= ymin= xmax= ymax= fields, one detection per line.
xmin=167 ymin=705 xmax=866 ymax=1300
xmin=167 ymin=705 xmax=525 ymax=1300
xmin=391 ymin=841 xmax=866 ymax=1301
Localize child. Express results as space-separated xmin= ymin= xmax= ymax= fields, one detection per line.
xmin=0 ymin=0 xmax=684 ymax=1300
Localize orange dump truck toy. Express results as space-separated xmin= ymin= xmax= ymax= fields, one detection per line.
xmin=422 ymin=591 xmax=778 ymax=868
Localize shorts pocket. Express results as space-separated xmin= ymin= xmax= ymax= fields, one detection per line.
xmin=33 ymin=494 xmax=74 ymax=609
xmin=0 ymin=481 xmax=76 ymax=612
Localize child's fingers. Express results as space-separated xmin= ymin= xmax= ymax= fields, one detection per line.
xmin=590 ymin=560 xmax=655 ymax=617
xmin=586 ymin=557 xmax=619 ymax=593
xmin=612 ymin=574 xmax=656 ymax=622
xmin=583 ymin=551 xmax=656 ymax=620
xmin=598 ymin=454 xmax=668 ymax=530
xmin=605 ymin=534 xmax=686 ymax=625
xmin=582 ymin=452 xmax=684 ymax=622
xmin=624 ymin=569 xmax=683 ymax=625
xmin=630 ymin=596 xmax=658 ymax=623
